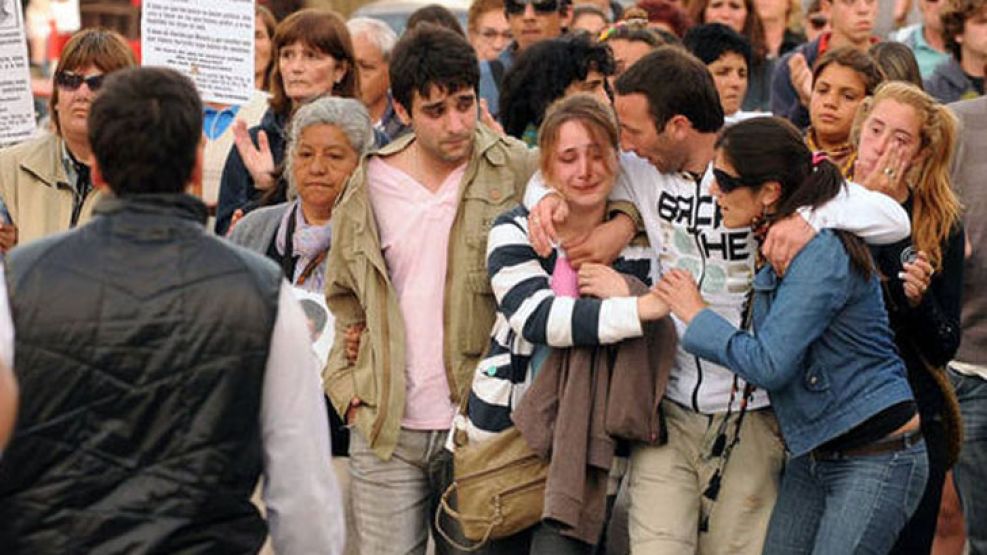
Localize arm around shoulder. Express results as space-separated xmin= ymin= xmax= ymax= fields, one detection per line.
xmin=801 ymin=181 xmax=910 ymax=245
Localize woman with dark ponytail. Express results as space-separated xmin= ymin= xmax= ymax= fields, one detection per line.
xmin=656 ymin=117 xmax=928 ymax=554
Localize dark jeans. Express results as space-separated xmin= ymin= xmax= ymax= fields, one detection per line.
xmin=889 ymin=415 xmax=948 ymax=554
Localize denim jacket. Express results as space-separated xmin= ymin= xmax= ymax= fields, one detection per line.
xmin=682 ymin=230 xmax=914 ymax=456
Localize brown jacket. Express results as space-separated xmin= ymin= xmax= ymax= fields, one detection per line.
xmin=512 ymin=280 xmax=677 ymax=544
xmin=0 ymin=133 xmax=100 ymax=245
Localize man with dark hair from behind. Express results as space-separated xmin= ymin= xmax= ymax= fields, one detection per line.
xmin=324 ymin=24 xmax=537 ymax=554
xmin=0 ymin=67 xmax=343 ymax=554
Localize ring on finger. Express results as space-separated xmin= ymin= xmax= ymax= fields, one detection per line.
xmin=883 ymin=167 xmax=895 ymax=177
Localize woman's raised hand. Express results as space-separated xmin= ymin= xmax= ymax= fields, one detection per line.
xmin=900 ymin=250 xmax=934 ymax=308
xmin=528 ymin=193 xmax=569 ymax=257
xmin=655 ymin=269 xmax=706 ymax=324
xmin=232 ymin=119 xmax=276 ymax=190
xmin=854 ymin=142 xmax=908 ymax=198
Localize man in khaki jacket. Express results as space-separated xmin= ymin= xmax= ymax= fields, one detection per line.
xmin=0 ymin=28 xmax=135 ymax=251
xmin=324 ymin=25 xmax=537 ymax=554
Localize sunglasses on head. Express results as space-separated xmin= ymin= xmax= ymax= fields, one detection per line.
xmin=712 ymin=168 xmax=758 ymax=193
xmin=55 ymin=71 xmax=105 ymax=92
xmin=505 ymin=0 xmax=560 ymax=15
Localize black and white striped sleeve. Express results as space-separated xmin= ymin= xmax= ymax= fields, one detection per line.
xmin=485 ymin=207 xmax=644 ymax=347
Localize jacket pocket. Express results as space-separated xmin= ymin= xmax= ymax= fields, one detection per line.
xmin=352 ymin=325 xmax=378 ymax=407
xmin=461 ymin=270 xmax=497 ymax=356
xmin=800 ymin=363 xmax=834 ymax=421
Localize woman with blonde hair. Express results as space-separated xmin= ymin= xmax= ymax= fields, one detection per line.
xmin=852 ymin=80 xmax=965 ymax=555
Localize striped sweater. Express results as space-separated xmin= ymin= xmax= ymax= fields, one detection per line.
xmin=465 ymin=205 xmax=658 ymax=441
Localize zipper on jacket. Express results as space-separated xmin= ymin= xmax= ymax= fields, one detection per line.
xmin=689 ymin=174 xmax=708 ymax=413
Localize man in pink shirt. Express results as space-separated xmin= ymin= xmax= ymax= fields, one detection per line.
xmin=324 ymin=25 xmax=538 ymax=554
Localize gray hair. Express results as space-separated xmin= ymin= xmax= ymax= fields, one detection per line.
xmin=346 ymin=17 xmax=398 ymax=61
xmin=285 ymin=96 xmax=374 ymax=197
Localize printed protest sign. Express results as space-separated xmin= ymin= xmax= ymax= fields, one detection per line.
xmin=142 ymin=0 xmax=254 ymax=105
xmin=0 ymin=2 xmax=36 ymax=144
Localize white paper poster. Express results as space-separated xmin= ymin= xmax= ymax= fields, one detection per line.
xmin=291 ymin=287 xmax=335 ymax=370
xmin=141 ymin=0 xmax=254 ymax=105
xmin=0 ymin=3 xmax=37 ymax=144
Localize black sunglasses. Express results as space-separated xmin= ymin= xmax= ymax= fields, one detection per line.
xmin=55 ymin=71 xmax=105 ymax=92
xmin=808 ymin=15 xmax=828 ymax=31
xmin=505 ymin=0 xmax=560 ymax=15
xmin=712 ymin=168 xmax=757 ymax=193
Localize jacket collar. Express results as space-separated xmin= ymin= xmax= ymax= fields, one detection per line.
xmin=19 ymin=133 xmax=69 ymax=189
xmin=366 ymin=122 xmax=508 ymax=169
xmin=93 ymin=193 xmax=209 ymax=225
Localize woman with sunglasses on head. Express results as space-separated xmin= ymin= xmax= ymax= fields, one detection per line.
xmin=215 ymin=8 xmax=364 ymax=236
xmin=850 ymin=81 xmax=964 ymax=555
xmin=657 ymin=116 xmax=927 ymax=554
xmin=0 ymin=28 xmax=135 ymax=252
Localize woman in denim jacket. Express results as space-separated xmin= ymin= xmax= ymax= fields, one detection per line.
xmin=657 ymin=117 xmax=928 ymax=554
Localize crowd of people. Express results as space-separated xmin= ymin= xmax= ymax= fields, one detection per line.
xmin=0 ymin=0 xmax=985 ymax=554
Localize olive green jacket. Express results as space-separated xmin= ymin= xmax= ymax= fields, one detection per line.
xmin=324 ymin=124 xmax=539 ymax=460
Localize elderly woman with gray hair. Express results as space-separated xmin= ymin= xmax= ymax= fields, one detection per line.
xmin=229 ymin=95 xmax=371 ymax=555
xmin=229 ymin=95 xmax=374 ymax=293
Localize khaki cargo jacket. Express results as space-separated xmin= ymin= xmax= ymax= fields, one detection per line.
xmin=0 ymin=133 xmax=100 ymax=244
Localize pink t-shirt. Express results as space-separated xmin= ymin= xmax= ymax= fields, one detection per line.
xmin=367 ymin=157 xmax=465 ymax=430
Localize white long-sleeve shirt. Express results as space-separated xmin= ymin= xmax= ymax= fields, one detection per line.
xmin=0 ymin=275 xmax=344 ymax=554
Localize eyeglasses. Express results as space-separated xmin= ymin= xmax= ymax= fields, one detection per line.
xmin=808 ymin=14 xmax=828 ymax=31
xmin=712 ymin=168 xmax=757 ymax=193
xmin=55 ymin=71 xmax=105 ymax=92
xmin=505 ymin=0 xmax=560 ymax=16
xmin=479 ymin=28 xmax=514 ymax=41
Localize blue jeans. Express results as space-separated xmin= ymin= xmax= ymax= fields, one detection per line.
xmin=949 ymin=369 xmax=987 ymax=555
xmin=763 ymin=440 xmax=928 ymax=554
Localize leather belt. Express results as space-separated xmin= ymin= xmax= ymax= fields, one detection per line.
xmin=812 ymin=428 xmax=923 ymax=461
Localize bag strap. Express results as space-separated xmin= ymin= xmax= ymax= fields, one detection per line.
xmin=434 ymin=482 xmax=497 ymax=552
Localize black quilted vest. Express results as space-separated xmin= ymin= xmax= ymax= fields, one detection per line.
xmin=0 ymin=194 xmax=281 ymax=554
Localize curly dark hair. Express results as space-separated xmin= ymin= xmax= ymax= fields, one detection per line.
xmin=941 ymin=0 xmax=987 ymax=61
xmin=499 ymin=34 xmax=615 ymax=139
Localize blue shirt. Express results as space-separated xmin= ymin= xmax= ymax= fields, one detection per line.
xmin=891 ymin=24 xmax=950 ymax=80
xmin=203 ymin=104 xmax=242 ymax=141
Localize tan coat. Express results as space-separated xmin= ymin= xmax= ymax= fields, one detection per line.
xmin=0 ymin=133 xmax=100 ymax=245
xmin=324 ymin=124 xmax=539 ymax=460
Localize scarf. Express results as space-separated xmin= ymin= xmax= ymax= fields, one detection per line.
xmin=275 ymin=200 xmax=333 ymax=292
